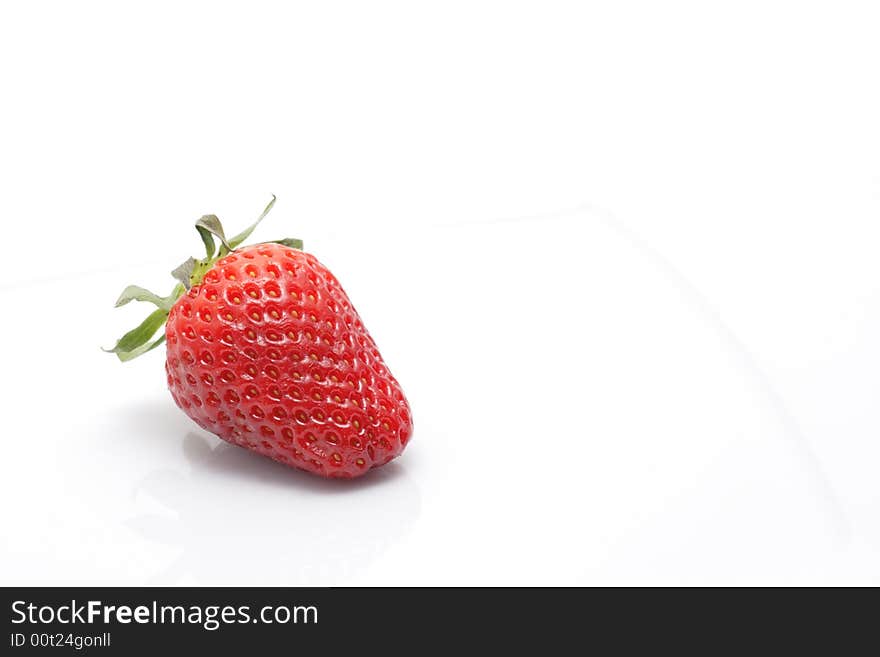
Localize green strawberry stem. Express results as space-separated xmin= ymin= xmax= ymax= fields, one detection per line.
xmin=104 ymin=195 xmax=303 ymax=362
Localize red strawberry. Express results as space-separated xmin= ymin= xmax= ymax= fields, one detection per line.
xmin=106 ymin=198 xmax=413 ymax=478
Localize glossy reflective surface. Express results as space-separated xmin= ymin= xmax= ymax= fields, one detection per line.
xmin=3 ymin=209 xmax=877 ymax=585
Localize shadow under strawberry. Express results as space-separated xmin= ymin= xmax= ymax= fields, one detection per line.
xmin=126 ymin=431 xmax=421 ymax=585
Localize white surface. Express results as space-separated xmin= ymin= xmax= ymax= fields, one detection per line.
xmin=1 ymin=1 xmax=879 ymax=585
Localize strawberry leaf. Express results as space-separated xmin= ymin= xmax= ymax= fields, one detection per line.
xmin=171 ymin=257 xmax=198 ymax=290
xmin=269 ymin=238 xmax=304 ymax=250
xmin=227 ymin=195 xmax=276 ymax=251
xmin=194 ymin=214 xmax=230 ymax=258
xmin=195 ymin=227 xmax=215 ymax=259
xmin=114 ymin=285 xmax=176 ymax=311
xmin=103 ymin=308 xmax=168 ymax=362
xmin=116 ymin=334 xmax=166 ymax=362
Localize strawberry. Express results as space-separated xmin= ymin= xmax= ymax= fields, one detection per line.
xmin=106 ymin=198 xmax=413 ymax=478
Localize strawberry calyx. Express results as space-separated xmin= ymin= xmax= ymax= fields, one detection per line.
xmin=104 ymin=196 xmax=302 ymax=362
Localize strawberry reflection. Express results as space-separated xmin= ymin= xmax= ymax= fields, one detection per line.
xmin=127 ymin=431 xmax=420 ymax=585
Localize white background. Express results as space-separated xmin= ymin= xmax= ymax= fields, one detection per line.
xmin=1 ymin=1 xmax=878 ymax=585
